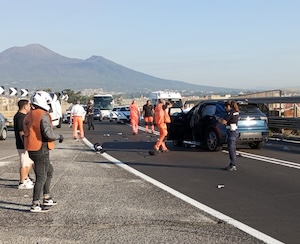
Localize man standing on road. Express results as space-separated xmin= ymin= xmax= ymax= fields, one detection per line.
xmin=142 ymin=100 xmax=154 ymax=133
xmin=70 ymin=100 xmax=86 ymax=139
xmin=217 ymin=100 xmax=240 ymax=171
xmin=130 ymin=100 xmax=140 ymax=135
xmin=24 ymin=91 xmax=64 ymax=212
xmin=153 ymin=99 xmax=172 ymax=153
xmin=13 ymin=99 xmax=34 ymax=189
xmin=86 ymin=101 xmax=94 ymax=130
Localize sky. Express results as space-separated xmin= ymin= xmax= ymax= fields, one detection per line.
xmin=1 ymin=0 xmax=300 ymax=90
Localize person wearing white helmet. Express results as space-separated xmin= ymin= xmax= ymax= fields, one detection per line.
xmin=23 ymin=91 xmax=64 ymax=212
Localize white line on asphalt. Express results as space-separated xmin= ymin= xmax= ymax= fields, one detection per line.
xmin=268 ymin=137 xmax=300 ymax=144
xmin=222 ymin=150 xmax=300 ymax=170
xmin=0 ymin=161 xmax=12 ymax=167
xmin=0 ymin=154 xmax=18 ymax=161
xmin=82 ymin=137 xmax=283 ymax=244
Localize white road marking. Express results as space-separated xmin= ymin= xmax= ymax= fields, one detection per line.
xmin=222 ymin=150 xmax=300 ymax=170
xmin=0 ymin=154 xmax=18 ymax=161
xmin=0 ymin=161 xmax=12 ymax=167
xmin=82 ymin=137 xmax=283 ymax=244
xmin=0 ymin=154 xmax=18 ymax=166
xmin=268 ymin=137 xmax=300 ymax=144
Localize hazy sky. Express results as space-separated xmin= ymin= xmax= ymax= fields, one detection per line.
xmin=1 ymin=0 xmax=299 ymax=89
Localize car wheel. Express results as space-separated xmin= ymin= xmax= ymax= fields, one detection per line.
xmin=110 ymin=119 xmax=113 ymax=122
xmin=0 ymin=128 xmax=7 ymax=140
xmin=206 ymin=130 xmax=222 ymax=151
xmin=173 ymin=140 xmax=183 ymax=146
xmin=249 ymin=141 xmax=265 ymax=149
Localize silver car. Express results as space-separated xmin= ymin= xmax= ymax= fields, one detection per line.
xmin=0 ymin=113 xmax=8 ymax=140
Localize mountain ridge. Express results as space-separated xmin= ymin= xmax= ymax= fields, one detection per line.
xmin=0 ymin=44 xmax=242 ymax=93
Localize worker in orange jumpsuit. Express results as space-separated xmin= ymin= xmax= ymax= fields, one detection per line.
xmin=70 ymin=100 xmax=86 ymax=139
xmin=130 ymin=100 xmax=140 ymax=135
xmin=154 ymin=99 xmax=172 ymax=152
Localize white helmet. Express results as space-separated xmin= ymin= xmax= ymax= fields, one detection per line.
xmin=31 ymin=91 xmax=52 ymax=111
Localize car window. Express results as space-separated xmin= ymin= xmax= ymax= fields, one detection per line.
xmin=201 ymin=105 xmax=216 ymax=117
xmin=120 ymin=107 xmax=129 ymax=111
xmin=239 ymin=104 xmax=261 ymax=114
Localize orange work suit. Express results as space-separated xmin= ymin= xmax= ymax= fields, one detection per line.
xmin=73 ymin=116 xmax=84 ymax=139
xmin=130 ymin=103 xmax=140 ymax=134
xmin=154 ymin=104 xmax=170 ymax=151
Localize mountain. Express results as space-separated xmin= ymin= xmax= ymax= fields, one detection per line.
xmin=0 ymin=44 xmax=240 ymax=93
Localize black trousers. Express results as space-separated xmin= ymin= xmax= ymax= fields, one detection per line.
xmin=87 ymin=115 xmax=94 ymax=130
xmin=28 ymin=144 xmax=53 ymax=203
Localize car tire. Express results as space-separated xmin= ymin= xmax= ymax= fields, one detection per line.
xmin=0 ymin=128 xmax=7 ymax=140
xmin=249 ymin=141 xmax=265 ymax=149
xmin=206 ymin=130 xmax=222 ymax=151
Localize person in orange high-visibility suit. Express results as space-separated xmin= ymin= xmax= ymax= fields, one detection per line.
xmin=130 ymin=100 xmax=140 ymax=135
xmin=154 ymin=99 xmax=172 ymax=152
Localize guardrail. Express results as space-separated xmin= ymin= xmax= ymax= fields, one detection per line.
xmin=268 ymin=117 xmax=300 ymax=130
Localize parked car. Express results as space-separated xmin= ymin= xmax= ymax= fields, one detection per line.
xmin=109 ymin=107 xmax=120 ymax=122
xmin=93 ymin=108 xmax=101 ymax=120
xmin=0 ymin=113 xmax=8 ymax=140
xmin=116 ymin=106 xmax=130 ymax=123
xmin=168 ymin=100 xmax=269 ymax=151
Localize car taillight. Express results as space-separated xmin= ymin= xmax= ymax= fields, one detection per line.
xmin=260 ymin=116 xmax=268 ymax=124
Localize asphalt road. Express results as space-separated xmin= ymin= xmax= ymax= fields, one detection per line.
xmin=0 ymin=120 xmax=299 ymax=243
xmin=85 ymin=120 xmax=300 ymax=244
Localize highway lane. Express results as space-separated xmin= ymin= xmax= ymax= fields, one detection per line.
xmin=85 ymin=120 xmax=300 ymax=244
xmin=1 ymin=121 xmax=298 ymax=243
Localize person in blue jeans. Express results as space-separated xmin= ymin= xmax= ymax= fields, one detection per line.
xmin=217 ymin=100 xmax=240 ymax=171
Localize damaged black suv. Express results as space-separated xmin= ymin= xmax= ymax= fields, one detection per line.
xmin=168 ymin=100 xmax=269 ymax=151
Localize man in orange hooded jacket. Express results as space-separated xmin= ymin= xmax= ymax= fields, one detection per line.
xmin=130 ymin=100 xmax=140 ymax=135
xmin=154 ymin=99 xmax=172 ymax=152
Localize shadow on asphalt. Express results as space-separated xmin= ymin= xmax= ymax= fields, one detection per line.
xmin=85 ymin=159 xmax=224 ymax=171
xmin=0 ymin=201 xmax=31 ymax=212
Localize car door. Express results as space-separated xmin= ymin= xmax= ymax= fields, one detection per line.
xmin=193 ymin=104 xmax=216 ymax=141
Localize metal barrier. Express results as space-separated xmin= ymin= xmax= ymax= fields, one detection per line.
xmin=268 ymin=117 xmax=300 ymax=130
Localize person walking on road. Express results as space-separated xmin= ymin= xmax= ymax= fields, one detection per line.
xmin=13 ymin=99 xmax=34 ymax=189
xmin=86 ymin=101 xmax=94 ymax=130
xmin=130 ymin=100 xmax=140 ymax=135
xmin=142 ymin=100 xmax=154 ymax=133
xmin=23 ymin=91 xmax=64 ymax=212
xmin=70 ymin=100 xmax=86 ymax=139
xmin=216 ymin=100 xmax=240 ymax=171
xmin=153 ymin=99 xmax=172 ymax=153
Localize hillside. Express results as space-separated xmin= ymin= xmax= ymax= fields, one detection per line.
xmin=0 ymin=44 xmax=240 ymax=93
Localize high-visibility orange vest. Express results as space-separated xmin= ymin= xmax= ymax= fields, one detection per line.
xmin=154 ymin=104 xmax=165 ymax=125
xmin=24 ymin=109 xmax=55 ymax=151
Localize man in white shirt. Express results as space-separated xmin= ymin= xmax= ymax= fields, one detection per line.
xmin=70 ymin=100 xmax=86 ymax=139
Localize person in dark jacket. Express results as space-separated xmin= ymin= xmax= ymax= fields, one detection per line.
xmin=217 ymin=100 xmax=240 ymax=171
xmin=13 ymin=99 xmax=34 ymax=189
xmin=86 ymin=101 xmax=94 ymax=130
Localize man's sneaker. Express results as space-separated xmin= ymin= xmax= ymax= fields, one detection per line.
xmin=225 ymin=164 xmax=237 ymax=171
xmin=42 ymin=198 xmax=57 ymax=206
xmin=30 ymin=203 xmax=50 ymax=213
xmin=18 ymin=181 xmax=34 ymax=189
xmin=25 ymin=178 xmax=34 ymax=186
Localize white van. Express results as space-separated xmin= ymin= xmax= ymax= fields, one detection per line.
xmin=48 ymin=92 xmax=63 ymax=128
xmin=149 ymin=91 xmax=183 ymax=114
